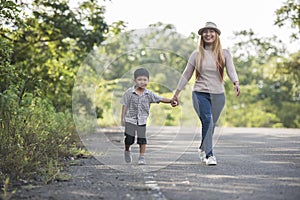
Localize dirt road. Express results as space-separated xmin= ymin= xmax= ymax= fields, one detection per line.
xmin=12 ymin=127 xmax=300 ymax=200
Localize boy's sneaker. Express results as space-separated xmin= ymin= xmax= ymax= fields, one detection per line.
xmin=138 ymin=156 xmax=146 ymax=165
xmin=124 ymin=151 xmax=132 ymax=163
xmin=198 ymin=149 xmax=207 ymax=163
xmin=206 ymin=156 xmax=217 ymax=166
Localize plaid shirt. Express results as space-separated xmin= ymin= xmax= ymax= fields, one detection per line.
xmin=120 ymin=86 xmax=162 ymax=125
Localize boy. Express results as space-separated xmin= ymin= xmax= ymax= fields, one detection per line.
xmin=120 ymin=68 xmax=177 ymax=165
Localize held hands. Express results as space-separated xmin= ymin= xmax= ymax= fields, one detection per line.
xmin=171 ymin=95 xmax=179 ymax=107
xmin=171 ymin=100 xmax=178 ymax=107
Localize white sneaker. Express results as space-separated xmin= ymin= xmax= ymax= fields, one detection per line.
xmin=206 ymin=156 xmax=217 ymax=165
xmin=198 ymin=149 xmax=207 ymax=163
xmin=124 ymin=151 xmax=132 ymax=163
xmin=138 ymin=156 xmax=146 ymax=165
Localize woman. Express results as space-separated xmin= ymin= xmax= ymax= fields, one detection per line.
xmin=172 ymin=22 xmax=240 ymax=165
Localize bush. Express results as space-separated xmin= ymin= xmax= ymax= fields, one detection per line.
xmin=0 ymin=88 xmax=77 ymax=182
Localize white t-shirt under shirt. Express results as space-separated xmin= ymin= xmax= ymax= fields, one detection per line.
xmin=176 ymin=49 xmax=239 ymax=94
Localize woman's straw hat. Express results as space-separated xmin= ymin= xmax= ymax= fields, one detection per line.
xmin=198 ymin=22 xmax=221 ymax=35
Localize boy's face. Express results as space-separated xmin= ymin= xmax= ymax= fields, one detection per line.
xmin=134 ymin=76 xmax=149 ymax=89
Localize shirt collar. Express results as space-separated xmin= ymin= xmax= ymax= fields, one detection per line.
xmin=130 ymin=86 xmax=149 ymax=94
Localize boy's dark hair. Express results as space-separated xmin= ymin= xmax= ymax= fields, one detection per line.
xmin=134 ymin=68 xmax=149 ymax=79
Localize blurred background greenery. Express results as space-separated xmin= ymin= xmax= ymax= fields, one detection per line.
xmin=0 ymin=0 xmax=299 ymax=188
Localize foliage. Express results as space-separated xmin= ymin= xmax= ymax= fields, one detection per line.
xmin=1 ymin=177 xmax=15 ymax=200
xmin=274 ymin=52 xmax=300 ymax=100
xmin=274 ymin=0 xmax=300 ymax=40
xmin=0 ymin=0 xmax=121 ymax=185
xmin=226 ymin=29 xmax=300 ymax=128
xmin=0 ymin=88 xmax=77 ymax=180
xmin=2 ymin=0 xmax=110 ymax=111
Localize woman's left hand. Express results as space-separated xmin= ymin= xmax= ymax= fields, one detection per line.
xmin=234 ymin=82 xmax=240 ymax=96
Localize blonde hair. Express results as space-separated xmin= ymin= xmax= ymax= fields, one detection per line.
xmin=195 ymin=34 xmax=225 ymax=81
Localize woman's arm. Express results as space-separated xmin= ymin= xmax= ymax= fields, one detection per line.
xmin=224 ymin=49 xmax=239 ymax=83
xmin=224 ymin=49 xmax=240 ymax=96
xmin=176 ymin=51 xmax=197 ymax=91
xmin=171 ymin=89 xmax=181 ymax=106
xmin=172 ymin=51 xmax=198 ymax=105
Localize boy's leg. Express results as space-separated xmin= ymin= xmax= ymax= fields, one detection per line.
xmin=137 ymin=124 xmax=147 ymax=165
xmin=124 ymin=134 xmax=134 ymax=163
xmin=139 ymin=144 xmax=146 ymax=156
xmin=124 ymin=122 xmax=136 ymax=149
xmin=138 ymin=144 xmax=146 ymax=165
xmin=124 ymin=122 xmax=136 ymax=163
xmin=125 ymin=144 xmax=131 ymax=151
xmin=136 ymin=124 xmax=147 ymax=156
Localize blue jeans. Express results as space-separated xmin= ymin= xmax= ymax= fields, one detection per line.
xmin=192 ymin=92 xmax=225 ymax=157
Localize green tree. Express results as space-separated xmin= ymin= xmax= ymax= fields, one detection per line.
xmin=224 ymin=0 xmax=300 ymax=128
xmin=275 ymin=0 xmax=300 ymax=40
xmin=3 ymin=0 xmax=110 ymax=111
xmin=0 ymin=0 xmax=126 ymax=183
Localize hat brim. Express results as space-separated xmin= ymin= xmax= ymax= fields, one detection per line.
xmin=198 ymin=27 xmax=221 ymax=35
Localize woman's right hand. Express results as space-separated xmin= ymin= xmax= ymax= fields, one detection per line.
xmin=171 ymin=94 xmax=179 ymax=107
xmin=171 ymin=90 xmax=181 ymax=107
xmin=171 ymin=98 xmax=178 ymax=107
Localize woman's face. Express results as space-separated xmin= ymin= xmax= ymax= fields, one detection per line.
xmin=202 ymin=29 xmax=216 ymax=44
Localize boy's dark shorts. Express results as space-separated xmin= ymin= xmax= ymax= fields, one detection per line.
xmin=124 ymin=122 xmax=147 ymax=145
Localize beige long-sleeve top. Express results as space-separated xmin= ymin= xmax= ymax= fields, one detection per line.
xmin=176 ymin=49 xmax=239 ymax=94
